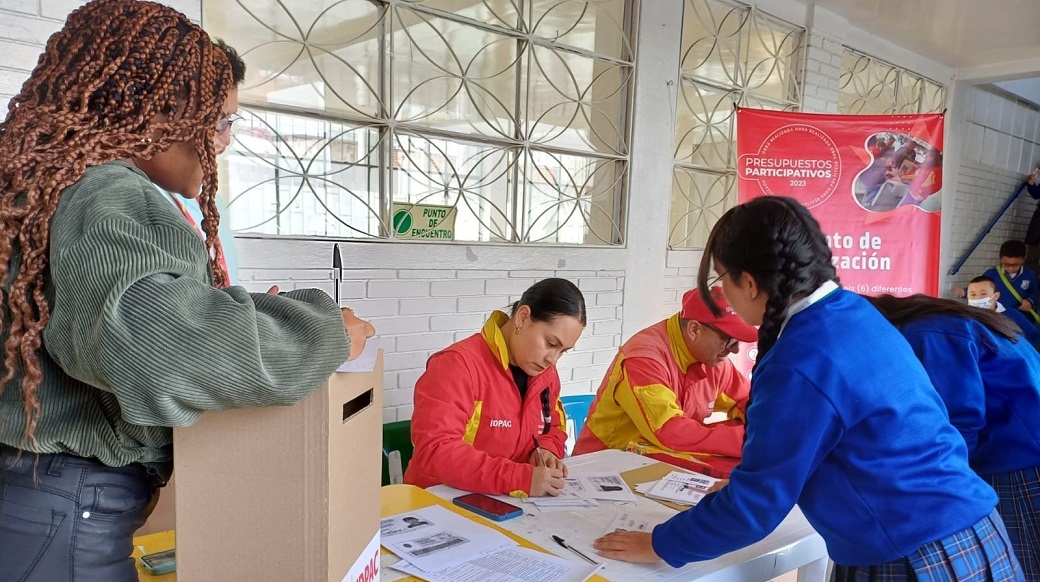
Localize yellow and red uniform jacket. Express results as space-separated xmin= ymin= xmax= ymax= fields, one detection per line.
xmin=404 ymin=311 xmax=568 ymax=496
xmin=573 ymin=314 xmax=749 ymax=477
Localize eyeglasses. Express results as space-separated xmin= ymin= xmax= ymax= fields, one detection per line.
xmin=702 ymin=323 xmax=738 ymax=350
xmin=1001 ymin=260 xmax=1024 ymax=270
xmin=706 ymin=271 xmax=728 ymax=289
xmin=215 ymin=113 xmax=242 ymax=134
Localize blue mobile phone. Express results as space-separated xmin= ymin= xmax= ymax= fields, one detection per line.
xmin=452 ymin=493 xmax=523 ymax=521
xmin=140 ymin=548 xmax=176 ymax=576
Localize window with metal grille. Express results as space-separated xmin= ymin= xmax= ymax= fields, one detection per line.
xmin=205 ymin=0 xmax=634 ymax=244
xmin=668 ymin=0 xmax=805 ymax=249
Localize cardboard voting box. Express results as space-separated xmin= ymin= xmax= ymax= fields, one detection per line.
xmin=172 ymin=352 xmax=383 ymax=582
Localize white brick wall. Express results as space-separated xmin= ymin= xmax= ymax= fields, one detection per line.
xmin=801 ymin=33 xmax=843 ymax=114
xmin=959 ymin=88 xmax=1040 ymax=175
xmin=943 ymin=86 xmax=1040 ymax=294
xmin=662 ymin=249 xmax=702 ymax=318
xmin=944 ymin=162 xmax=1038 ymax=292
xmin=238 ymin=259 xmax=623 ymax=423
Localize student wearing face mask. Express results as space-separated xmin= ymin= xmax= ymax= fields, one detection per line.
xmin=958 ymin=241 xmax=1040 ymax=323
xmin=405 ymin=278 xmax=586 ymax=497
xmin=573 ymin=287 xmax=756 ymax=478
xmin=968 ymin=276 xmax=1040 ymax=350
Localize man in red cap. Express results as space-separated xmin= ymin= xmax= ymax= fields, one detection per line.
xmin=573 ymin=287 xmax=757 ymax=477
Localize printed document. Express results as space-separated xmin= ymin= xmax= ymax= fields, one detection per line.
xmin=390 ymin=546 xmax=601 ymax=582
xmin=380 ymin=505 xmax=515 ymax=572
xmin=641 ymin=471 xmax=719 ymax=506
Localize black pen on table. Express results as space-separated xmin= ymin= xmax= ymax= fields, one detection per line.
xmin=552 ymin=535 xmax=598 ymax=565
xmin=332 ymin=243 xmax=342 ymax=305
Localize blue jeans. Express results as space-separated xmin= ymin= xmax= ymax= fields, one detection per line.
xmin=0 ymin=446 xmax=157 ymax=582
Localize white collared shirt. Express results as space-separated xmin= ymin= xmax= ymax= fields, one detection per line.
xmin=778 ymin=280 xmax=841 ymax=337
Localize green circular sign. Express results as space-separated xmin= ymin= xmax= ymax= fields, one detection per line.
xmin=392 ymin=209 xmax=412 ymax=235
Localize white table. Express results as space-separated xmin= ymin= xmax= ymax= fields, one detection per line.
xmin=428 ymin=450 xmax=829 ymax=582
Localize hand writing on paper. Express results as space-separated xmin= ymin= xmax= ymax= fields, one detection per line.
xmin=342 ymin=307 xmax=376 ymax=361
xmin=530 ymin=466 xmax=565 ymax=497
xmin=529 ymin=449 xmax=569 ymax=477
xmin=593 ymin=531 xmax=659 ymax=563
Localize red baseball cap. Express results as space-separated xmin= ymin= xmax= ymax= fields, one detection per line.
xmin=679 ymin=287 xmax=758 ymax=343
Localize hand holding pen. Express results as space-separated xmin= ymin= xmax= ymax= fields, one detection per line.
xmin=529 ymin=435 xmax=566 ymax=497
xmin=529 ymin=435 xmax=569 ymax=475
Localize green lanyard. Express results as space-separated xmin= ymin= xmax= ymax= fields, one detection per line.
xmin=997 ymin=266 xmax=1040 ymax=323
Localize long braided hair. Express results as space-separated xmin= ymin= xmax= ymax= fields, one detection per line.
xmin=866 ymin=294 xmax=1022 ymax=341
xmin=697 ymin=196 xmax=837 ymax=362
xmin=0 ymin=0 xmax=233 ymax=447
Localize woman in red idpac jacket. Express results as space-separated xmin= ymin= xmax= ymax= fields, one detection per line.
xmin=405 ymin=278 xmax=586 ymax=497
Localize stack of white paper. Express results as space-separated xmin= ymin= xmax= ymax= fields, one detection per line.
xmin=639 ymin=471 xmax=719 ymax=506
xmin=381 ymin=505 xmax=601 ymax=582
xmin=523 ymin=472 xmax=637 ymax=511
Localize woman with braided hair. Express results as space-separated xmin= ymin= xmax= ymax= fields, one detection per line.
xmin=866 ymin=293 xmax=1040 ymax=582
xmin=595 ymin=196 xmax=1023 ymax=581
xmin=0 ymin=1 xmax=371 ymax=579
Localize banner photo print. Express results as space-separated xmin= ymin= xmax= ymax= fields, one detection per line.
xmin=736 ymin=108 xmax=943 ymax=297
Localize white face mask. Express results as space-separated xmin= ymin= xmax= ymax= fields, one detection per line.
xmin=968 ymin=297 xmax=994 ymax=309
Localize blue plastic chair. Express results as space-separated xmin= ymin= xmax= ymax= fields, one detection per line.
xmin=560 ymin=394 xmax=596 ymax=456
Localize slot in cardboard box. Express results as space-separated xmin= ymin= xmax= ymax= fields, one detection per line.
xmin=171 ymin=351 xmax=383 ymax=581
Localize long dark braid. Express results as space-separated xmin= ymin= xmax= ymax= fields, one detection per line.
xmin=0 ymin=0 xmax=232 ymax=447
xmin=866 ymin=294 xmax=1022 ymax=341
xmin=697 ymin=196 xmax=836 ymax=361
xmin=696 ymin=197 xmax=836 ymax=444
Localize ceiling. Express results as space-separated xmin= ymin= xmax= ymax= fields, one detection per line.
xmin=813 ymin=0 xmax=1040 ymax=105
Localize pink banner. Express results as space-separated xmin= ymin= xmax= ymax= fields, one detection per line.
xmin=731 ymin=108 xmax=944 ymax=377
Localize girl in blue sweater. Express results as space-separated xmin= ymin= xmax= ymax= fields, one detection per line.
xmin=868 ymin=293 xmax=1040 ymax=581
xmin=594 ymin=196 xmax=1022 ymax=581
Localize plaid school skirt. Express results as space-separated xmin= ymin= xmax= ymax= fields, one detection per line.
xmin=984 ymin=466 xmax=1040 ymax=582
xmin=832 ymin=510 xmax=1023 ymax=582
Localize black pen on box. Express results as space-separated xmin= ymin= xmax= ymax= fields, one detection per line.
xmin=332 ymin=243 xmax=342 ymax=305
xmin=552 ymin=535 xmax=598 ymax=565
